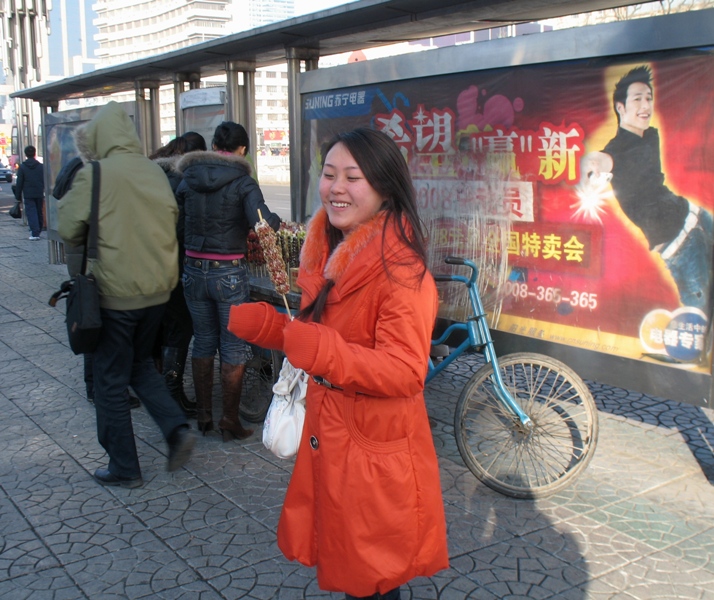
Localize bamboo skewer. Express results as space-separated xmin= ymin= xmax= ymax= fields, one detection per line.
xmin=256 ymin=209 xmax=293 ymax=316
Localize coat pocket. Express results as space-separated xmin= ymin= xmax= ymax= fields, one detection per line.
xmin=318 ymin=398 xmax=420 ymax=583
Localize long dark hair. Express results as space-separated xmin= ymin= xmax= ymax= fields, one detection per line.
xmin=298 ymin=127 xmax=428 ymax=323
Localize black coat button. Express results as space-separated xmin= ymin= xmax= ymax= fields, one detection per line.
xmin=310 ymin=436 xmax=319 ymax=450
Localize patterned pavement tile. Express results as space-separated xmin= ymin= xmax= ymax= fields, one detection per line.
xmin=443 ymin=502 xmax=514 ymax=557
xmin=521 ymin=513 xmax=657 ymax=578
xmin=657 ymin=526 xmax=714 ymax=570
xmin=0 ymin=567 xmax=85 ymax=600
xmin=593 ymin=549 xmax=714 ymax=599
xmin=158 ymin=513 xmax=280 ymax=581
xmin=208 ymin=462 xmax=292 ymax=530
xmin=449 ymin=536 xmax=588 ymax=599
xmin=585 ymin=493 xmax=709 ymax=551
xmin=64 ymin=545 xmax=201 ymax=598
xmin=636 ymin=474 xmax=714 ymax=522
xmin=440 ymin=459 xmax=580 ymax=540
xmin=130 ymin=486 xmax=250 ymax=535
xmin=34 ymin=507 xmax=161 ymax=565
xmin=0 ymin=527 xmax=59 ymax=581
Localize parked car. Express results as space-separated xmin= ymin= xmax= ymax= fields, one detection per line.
xmin=0 ymin=165 xmax=14 ymax=183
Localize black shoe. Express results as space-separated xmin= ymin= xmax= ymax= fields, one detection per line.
xmin=167 ymin=425 xmax=195 ymax=472
xmin=93 ymin=468 xmax=143 ymax=489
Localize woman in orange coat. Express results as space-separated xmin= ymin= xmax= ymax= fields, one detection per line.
xmin=228 ymin=128 xmax=448 ymax=599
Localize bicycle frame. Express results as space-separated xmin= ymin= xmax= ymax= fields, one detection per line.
xmin=427 ymin=257 xmax=533 ymax=429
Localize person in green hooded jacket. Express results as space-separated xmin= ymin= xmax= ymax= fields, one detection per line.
xmin=58 ymin=101 xmax=195 ymax=489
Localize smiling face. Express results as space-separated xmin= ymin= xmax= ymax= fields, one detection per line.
xmin=616 ymin=81 xmax=653 ymax=137
xmin=319 ymin=142 xmax=385 ymax=234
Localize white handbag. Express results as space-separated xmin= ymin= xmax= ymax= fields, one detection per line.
xmin=263 ymin=357 xmax=309 ymax=459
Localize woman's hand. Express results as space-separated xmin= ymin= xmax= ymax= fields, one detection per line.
xmin=228 ymin=302 xmax=287 ymax=348
xmin=283 ymin=319 xmax=320 ymax=372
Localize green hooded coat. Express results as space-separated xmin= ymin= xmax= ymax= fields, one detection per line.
xmin=58 ymin=102 xmax=179 ymax=310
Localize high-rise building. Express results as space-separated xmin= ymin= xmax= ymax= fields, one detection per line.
xmin=93 ymin=0 xmax=233 ymax=67
xmin=87 ymin=0 xmax=297 ymax=146
xmin=47 ymin=0 xmax=100 ymax=77
xmin=231 ymin=0 xmax=294 ymax=30
xmin=92 ymin=0 xmax=295 ymax=69
xmin=0 ymin=0 xmax=52 ymax=160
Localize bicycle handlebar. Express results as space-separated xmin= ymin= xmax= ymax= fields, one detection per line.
xmin=434 ymin=256 xmax=479 ymax=286
xmin=444 ymin=256 xmax=466 ymax=265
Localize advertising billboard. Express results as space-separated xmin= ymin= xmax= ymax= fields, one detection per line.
xmin=300 ymin=46 xmax=714 ymax=378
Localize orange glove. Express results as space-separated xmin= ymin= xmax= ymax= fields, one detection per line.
xmin=283 ymin=318 xmax=322 ymax=372
xmin=228 ymin=302 xmax=289 ymax=349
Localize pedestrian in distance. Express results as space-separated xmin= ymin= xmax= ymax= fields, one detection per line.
xmin=58 ymin=101 xmax=195 ymax=489
xmin=150 ymin=131 xmax=207 ymax=418
xmin=14 ymin=145 xmax=45 ymax=240
xmin=176 ymin=121 xmax=281 ymax=441
xmin=228 ymin=128 xmax=449 ymax=599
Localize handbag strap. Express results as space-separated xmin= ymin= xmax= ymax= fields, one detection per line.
xmin=80 ymin=161 xmax=101 ymax=275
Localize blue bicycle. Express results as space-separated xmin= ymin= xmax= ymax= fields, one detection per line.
xmin=429 ymin=257 xmax=599 ymax=499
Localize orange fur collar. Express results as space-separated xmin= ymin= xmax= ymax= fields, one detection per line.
xmin=301 ymin=209 xmax=386 ymax=283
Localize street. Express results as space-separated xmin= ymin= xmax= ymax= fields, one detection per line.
xmin=0 ymin=181 xmax=15 ymax=210
xmin=260 ymin=183 xmax=292 ymax=221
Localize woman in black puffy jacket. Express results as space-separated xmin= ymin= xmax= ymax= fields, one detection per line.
xmin=176 ymin=122 xmax=281 ymax=441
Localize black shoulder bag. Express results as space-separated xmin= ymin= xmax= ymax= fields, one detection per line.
xmin=49 ymin=161 xmax=103 ymax=355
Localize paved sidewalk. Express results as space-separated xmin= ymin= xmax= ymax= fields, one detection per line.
xmin=0 ymin=210 xmax=713 ymax=599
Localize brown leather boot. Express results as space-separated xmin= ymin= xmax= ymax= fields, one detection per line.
xmin=192 ymin=356 xmax=215 ymax=435
xmin=218 ymin=362 xmax=253 ymax=442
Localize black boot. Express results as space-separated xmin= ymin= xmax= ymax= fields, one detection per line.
xmin=218 ymin=362 xmax=253 ymax=442
xmin=163 ymin=346 xmax=197 ymax=418
xmin=192 ymin=356 xmax=215 ymax=434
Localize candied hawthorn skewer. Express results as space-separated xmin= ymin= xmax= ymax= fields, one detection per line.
xmin=256 ymin=210 xmax=292 ymax=315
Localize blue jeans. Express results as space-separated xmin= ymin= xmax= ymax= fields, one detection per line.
xmin=664 ymin=209 xmax=713 ymax=312
xmin=92 ymin=304 xmax=187 ymax=479
xmin=24 ymin=196 xmax=43 ymax=237
xmin=182 ymin=262 xmax=251 ymax=365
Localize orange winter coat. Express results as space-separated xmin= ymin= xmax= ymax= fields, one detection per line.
xmin=229 ymin=209 xmax=449 ymax=596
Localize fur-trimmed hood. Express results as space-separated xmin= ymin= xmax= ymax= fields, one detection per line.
xmin=153 ymin=155 xmax=183 ymax=193
xmin=301 ymin=208 xmax=385 ymax=284
xmin=153 ymin=155 xmax=181 ymax=174
xmin=74 ymin=101 xmax=143 ymax=162
xmin=298 ymin=207 xmax=421 ymax=303
xmin=176 ymin=150 xmax=253 ymax=194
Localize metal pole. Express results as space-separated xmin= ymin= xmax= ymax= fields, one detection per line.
xmin=173 ymin=74 xmax=187 ymax=137
xmin=286 ymin=47 xmax=320 ymax=223
xmin=148 ymin=83 xmax=161 ymax=153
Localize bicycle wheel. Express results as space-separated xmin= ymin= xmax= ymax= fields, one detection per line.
xmin=240 ymin=347 xmax=283 ymax=423
xmin=454 ymin=352 xmax=598 ymax=499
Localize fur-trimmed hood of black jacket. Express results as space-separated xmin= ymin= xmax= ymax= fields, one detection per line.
xmin=177 ymin=150 xmax=253 ymax=194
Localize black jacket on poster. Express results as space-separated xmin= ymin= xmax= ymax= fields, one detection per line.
xmin=602 ymin=127 xmax=689 ymax=249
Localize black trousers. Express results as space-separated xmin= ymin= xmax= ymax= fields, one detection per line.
xmin=161 ymin=280 xmax=193 ymax=350
xmin=92 ymin=304 xmax=187 ymax=478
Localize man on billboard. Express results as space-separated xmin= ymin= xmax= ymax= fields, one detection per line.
xmin=584 ymin=65 xmax=713 ymax=312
